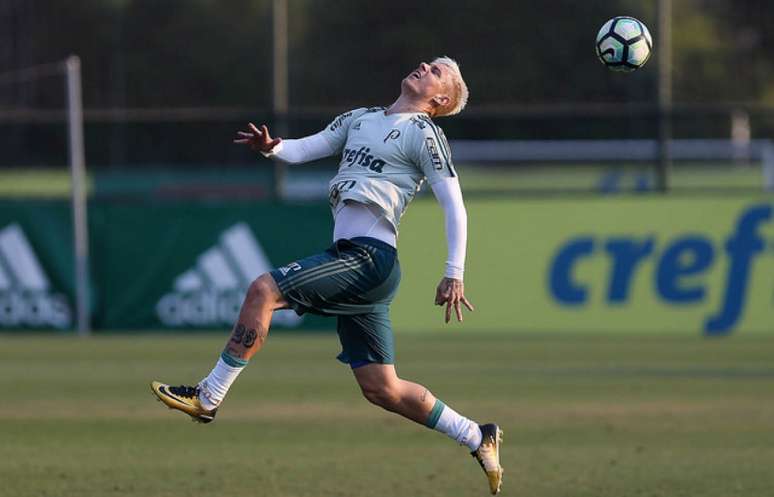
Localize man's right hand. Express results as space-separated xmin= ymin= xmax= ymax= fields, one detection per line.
xmin=233 ymin=123 xmax=281 ymax=153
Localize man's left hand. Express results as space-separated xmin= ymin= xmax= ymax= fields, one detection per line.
xmin=434 ymin=277 xmax=474 ymax=323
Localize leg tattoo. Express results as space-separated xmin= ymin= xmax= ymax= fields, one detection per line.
xmin=230 ymin=323 xmax=246 ymax=344
xmin=242 ymin=329 xmax=257 ymax=348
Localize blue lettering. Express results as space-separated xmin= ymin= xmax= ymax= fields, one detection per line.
xmin=549 ymin=237 xmax=594 ymax=305
xmin=656 ymin=236 xmax=714 ymax=303
xmin=704 ymin=205 xmax=772 ymax=335
xmin=369 ymin=159 xmax=386 ymax=173
xmin=605 ymin=238 xmax=654 ymax=303
xmin=357 ymin=147 xmax=370 ymax=165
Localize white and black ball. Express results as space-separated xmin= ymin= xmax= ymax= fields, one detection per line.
xmin=596 ymin=16 xmax=653 ymax=72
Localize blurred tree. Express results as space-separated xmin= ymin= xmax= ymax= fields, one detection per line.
xmin=17 ymin=0 xmax=274 ymax=107
xmin=293 ymin=0 xmax=657 ymax=107
xmin=701 ymin=0 xmax=774 ymax=103
xmin=7 ymin=0 xmax=773 ymax=109
xmin=3 ymin=0 xmax=774 ymax=167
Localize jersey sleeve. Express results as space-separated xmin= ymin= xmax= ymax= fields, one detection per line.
xmin=408 ymin=117 xmax=458 ymax=185
xmin=318 ymin=107 xmax=369 ymax=153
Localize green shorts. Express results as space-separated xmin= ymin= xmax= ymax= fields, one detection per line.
xmin=269 ymin=237 xmax=401 ymax=367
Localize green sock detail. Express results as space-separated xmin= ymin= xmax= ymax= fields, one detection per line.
xmin=221 ymin=351 xmax=248 ymax=368
xmin=425 ymin=399 xmax=446 ymax=428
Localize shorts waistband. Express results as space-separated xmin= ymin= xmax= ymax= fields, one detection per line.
xmin=345 ymin=236 xmax=397 ymax=255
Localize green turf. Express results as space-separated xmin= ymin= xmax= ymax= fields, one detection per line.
xmin=1 ymin=332 xmax=773 ymax=497
xmin=0 ymin=169 xmax=86 ymax=197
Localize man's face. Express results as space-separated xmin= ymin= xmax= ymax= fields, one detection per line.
xmin=401 ymin=61 xmax=452 ymax=109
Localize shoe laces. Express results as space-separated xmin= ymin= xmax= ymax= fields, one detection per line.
xmin=168 ymin=385 xmax=198 ymax=398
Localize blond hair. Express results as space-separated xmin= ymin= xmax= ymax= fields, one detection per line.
xmin=432 ymin=56 xmax=469 ymax=117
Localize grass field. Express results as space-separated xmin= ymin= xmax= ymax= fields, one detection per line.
xmin=2 ymin=332 xmax=774 ymax=497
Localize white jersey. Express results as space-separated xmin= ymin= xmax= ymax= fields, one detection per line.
xmin=320 ymin=107 xmax=457 ymax=231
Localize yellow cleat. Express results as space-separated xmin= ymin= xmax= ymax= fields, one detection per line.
xmin=150 ymin=381 xmax=217 ymax=424
xmin=471 ymin=423 xmax=504 ymax=495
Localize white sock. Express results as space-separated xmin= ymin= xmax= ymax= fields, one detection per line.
xmin=198 ymin=357 xmax=245 ymax=410
xmin=428 ymin=400 xmax=483 ymax=451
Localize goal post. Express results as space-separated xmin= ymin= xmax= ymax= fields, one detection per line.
xmin=0 ymin=56 xmax=91 ymax=335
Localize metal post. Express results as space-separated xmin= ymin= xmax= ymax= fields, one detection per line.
xmin=65 ymin=55 xmax=91 ymax=336
xmin=763 ymin=141 xmax=774 ymax=192
xmin=656 ymin=0 xmax=673 ymax=192
xmin=272 ymin=0 xmax=289 ymax=200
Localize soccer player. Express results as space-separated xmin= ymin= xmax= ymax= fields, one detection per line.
xmin=151 ymin=57 xmax=503 ymax=494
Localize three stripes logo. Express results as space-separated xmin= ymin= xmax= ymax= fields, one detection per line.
xmin=156 ymin=223 xmax=302 ymax=328
xmin=0 ymin=224 xmax=72 ymax=328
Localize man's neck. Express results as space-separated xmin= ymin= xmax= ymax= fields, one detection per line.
xmin=385 ymin=95 xmax=432 ymax=116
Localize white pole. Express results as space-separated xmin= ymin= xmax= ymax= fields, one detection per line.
xmin=65 ymin=55 xmax=91 ymax=336
xmin=272 ymin=0 xmax=288 ymax=199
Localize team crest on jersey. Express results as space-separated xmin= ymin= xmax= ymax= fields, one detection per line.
xmin=384 ymin=129 xmax=401 ymax=142
xmin=425 ymin=137 xmax=443 ymax=170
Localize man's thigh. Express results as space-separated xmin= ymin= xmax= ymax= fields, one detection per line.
xmin=335 ymin=312 xmax=395 ymax=367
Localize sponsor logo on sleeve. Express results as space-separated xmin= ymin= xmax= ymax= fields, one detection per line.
xmin=329 ymin=112 xmax=353 ymax=132
xmin=424 ymin=137 xmax=443 ymax=170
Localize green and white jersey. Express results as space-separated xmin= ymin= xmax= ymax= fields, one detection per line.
xmin=321 ymin=107 xmax=457 ymax=231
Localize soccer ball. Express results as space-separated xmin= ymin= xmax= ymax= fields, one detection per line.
xmin=596 ymin=16 xmax=653 ymax=72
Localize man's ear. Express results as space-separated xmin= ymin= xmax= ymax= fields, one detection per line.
xmin=432 ymin=94 xmax=451 ymax=108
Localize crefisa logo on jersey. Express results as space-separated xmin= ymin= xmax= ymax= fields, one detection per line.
xmin=341 ymin=146 xmax=387 ymax=173
xmin=0 ymin=224 xmax=72 ymax=328
xmin=548 ymin=204 xmax=773 ymax=335
xmin=155 ymin=223 xmax=302 ymax=328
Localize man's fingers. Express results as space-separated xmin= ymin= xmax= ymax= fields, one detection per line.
xmin=248 ymin=122 xmax=262 ymax=135
xmin=233 ymin=139 xmax=250 ymax=144
xmin=237 ymin=131 xmax=254 ymax=138
xmin=454 ymin=301 xmax=463 ymax=322
xmin=445 ymin=302 xmax=451 ymax=323
xmin=462 ymin=297 xmax=475 ymax=312
xmin=260 ymin=124 xmax=273 ymax=141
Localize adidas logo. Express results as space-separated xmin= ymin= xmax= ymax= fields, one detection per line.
xmin=0 ymin=224 xmax=72 ymax=328
xmin=156 ymin=223 xmax=303 ymax=328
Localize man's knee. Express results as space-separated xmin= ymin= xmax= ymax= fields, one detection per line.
xmin=359 ymin=379 xmax=401 ymax=410
xmin=246 ymin=273 xmax=280 ymax=307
